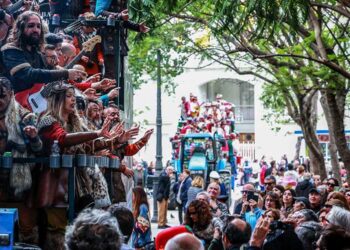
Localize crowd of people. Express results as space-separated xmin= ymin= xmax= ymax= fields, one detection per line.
xmin=0 ymin=1 xmax=350 ymax=250
xmin=172 ymin=93 xmax=236 ymax=147
xmin=167 ymin=158 xmax=350 ymax=250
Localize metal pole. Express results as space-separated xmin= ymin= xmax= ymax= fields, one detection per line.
xmin=68 ymin=167 xmax=75 ymax=222
xmin=115 ymin=20 xmax=121 ymax=106
xmin=152 ymin=50 xmax=163 ymax=223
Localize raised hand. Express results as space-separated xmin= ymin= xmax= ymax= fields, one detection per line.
xmin=100 ymin=78 xmax=116 ymax=91
xmin=107 ymin=87 xmax=120 ymax=100
xmin=97 ymin=117 xmax=112 ymax=138
xmin=141 ymin=128 xmax=153 ymax=143
xmin=83 ymin=88 xmax=99 ymax=101
xmin=139 ymin=22 xmax=150 ymax=33
xmin=250 ymin=217 xmax=270 ymax=247
xmin=87 ymin=73 xmax=101 ymax=83
xmin=96 ymin=149 xmax=110 ymax=156
xmin=109 ymin=121 xmax=125 ymax=138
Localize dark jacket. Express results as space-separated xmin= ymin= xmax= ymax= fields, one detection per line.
xmin=180 ymin=176 xmax=192 ymax=204
xmin=295 ymin=179 xmax=314 ymax=199
xmin=1 ymin=44 xmax=68 ymax=93
xmin=156 ymin=171 xmax=170 ymax=201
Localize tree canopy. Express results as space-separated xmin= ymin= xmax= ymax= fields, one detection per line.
xmin=127 ymin=0 xmax=350 ymax=181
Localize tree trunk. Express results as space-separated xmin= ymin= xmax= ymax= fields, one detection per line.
xmin=300 ymin=122 xmax=327 ymax=179
xmin=320 ymin=91 xmax=341 ymax=183
xmin=325 ymin=90 xmax=350 ymax=183
xmin=298 ymin=91 xmax=327 ymax=180
xmin=294 ymin=136 xmax=303 ymax=161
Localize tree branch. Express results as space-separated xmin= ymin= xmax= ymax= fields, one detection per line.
xmin=253 ymin=53 xmax=350 ymax=79
xmin=168 ymin=13 xmax=208 ymax=25
xmin=310 ymin=1 xmax=350 ymax=18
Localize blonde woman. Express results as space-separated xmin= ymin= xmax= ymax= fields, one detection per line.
xmin=185 ymin=175 xmax=204 ymax=210
xmin=37 ymin=82 xmax=123 ymax=249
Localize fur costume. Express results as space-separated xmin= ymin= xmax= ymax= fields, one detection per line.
xmin=4 ymin=98 xmax=42 ymax=198
xmin=37 ymin=114 xmax=111 ymax=208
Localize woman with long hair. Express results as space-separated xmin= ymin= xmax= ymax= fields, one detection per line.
xmin=37 ymin=82 xmax=118 ymax=249
xmin=281 ymin=189 xmax=296 ymax=218
xmin=131 ymin=186 xmax=152 ymax=249
xmin=186 ymin=175 xmax=204 ymax=210
xmin=184 ymin=199 xmax=223 ymax=249
xmin=263 ymin=191 xmax=281 ymax=210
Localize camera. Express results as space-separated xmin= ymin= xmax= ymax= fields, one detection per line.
xmin=269 ymin=221 xmax=291 ymax=231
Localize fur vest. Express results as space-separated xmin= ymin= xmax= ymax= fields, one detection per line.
xmin=1 ymin=99 xmax=42 ymax=200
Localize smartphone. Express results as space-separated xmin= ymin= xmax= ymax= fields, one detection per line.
xmin=247 ymin=192 xmax=259 ymax=202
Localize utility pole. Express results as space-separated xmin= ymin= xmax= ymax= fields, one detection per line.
xmin=151 ymin=50 xmax=163 ymax=222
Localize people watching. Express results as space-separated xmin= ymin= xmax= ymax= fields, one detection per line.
xmin=264 ymin=209 xmax=280 ymax=222
xmin=184 ymin=200 xmax=223 ymax=249
xmin=281 ymin=189 xmax=296 ymax=218
xmin=174 ymin=169 xmax=192 ymax=224
xmin=309 ymin=188 xmax=323 ymax=214
xmin=240 ymin=191 xmax=263 ymax=230
xmin=263 ymin=191 xmax=281 ymax=210
xmin=209 ymin=217 xmax=252 ymax=250
xmin=316 ymin=224 xmax=350 ymax=250
xmin=293 ymin=197 xmax=310 ymax=212
xmin=165 ymin=233 xmax=204 ymax=250
xmin=131 ymin=186 xmax=151 ymax=248
xmin=233 ymin=183 xmax=255 ymax=214
xmin=295 ymin=172 xmax=314 ymax=198
xmin=156 ymin=166 xmax=174 ymax=229
xmin=108 ymin=204 xmax=135 ymax=249
xmin=207 ymin=182 xmax=230 ymax=221
xmin=65 ymin=208 xmax=122 ymax=250
xmin=263 ymin=175 xmax=277 ymax=193
xmin=186 ymin=176 xmax=205 ymax=210
xmin=326 ymin=177 xmax=339 ymax=196
xmin=295 ymin=220 xmax=322 ymax=250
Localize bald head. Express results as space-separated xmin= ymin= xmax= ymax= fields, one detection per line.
xmin=59 ymin=42 xmax=76 ymax=67
xmin=165 ymin=233 xmax=204 ymax=250
xmin=223 ymin=218 xmax=251 ymax=248
xmin=242 ymin=184 xmax=255 ymax=192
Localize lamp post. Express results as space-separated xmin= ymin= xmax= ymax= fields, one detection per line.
xmin=151 ymin=50 xmax=163 ymax=223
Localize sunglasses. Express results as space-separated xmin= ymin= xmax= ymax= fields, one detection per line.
xmin=327 ymin=183 xmax=336 ymax=187
xmin=264 ymin=182 xmax=274 ymax=186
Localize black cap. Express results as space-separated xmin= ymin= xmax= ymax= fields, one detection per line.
xmin=294 ymin=197 xmax=310 ymax=209
xmin=309 ymin=188 xmax=321 ymax=195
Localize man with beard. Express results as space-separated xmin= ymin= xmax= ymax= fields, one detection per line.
xmin=103 ymin=105 xmax=153 ymax=203
xmin=1 ymin=11 xmax=85 ymax=95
